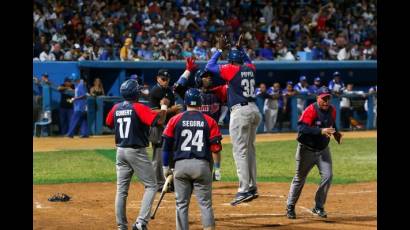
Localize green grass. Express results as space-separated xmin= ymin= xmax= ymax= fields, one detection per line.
xmin=34 ymin=138 xmax=376 ymax=184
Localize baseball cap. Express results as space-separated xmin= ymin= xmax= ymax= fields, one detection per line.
xmin=64 ymin=77 xmax=72 ymax=82
xmin=317 ymin=87 xmax=331 ymax=99
xmin=286 ymin=81 xmax=293 ymax=86
xmin=157 ymin=69 xmax=170 ymax=78
xmin=74 ymin=43 xmax=80 ymax=49
xmin=333 ymin=71 xmax=340 ymax=77
xmin=314 ymin=77 xmax=321 ymax=81
xmin=299 ymin=76 xmax=307 ymax=81
xmin=130 ymin=74 xmax=139 ymax=80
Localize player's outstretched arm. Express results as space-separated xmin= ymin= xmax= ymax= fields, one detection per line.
xmin=174 ymin=57 xmax=197 ymax=98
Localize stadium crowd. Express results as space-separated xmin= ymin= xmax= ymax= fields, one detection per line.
xmin=33 ymin=0 xmax=377 ymax=61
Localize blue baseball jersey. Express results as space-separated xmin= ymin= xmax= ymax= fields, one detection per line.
xmin=205 ymin=49 xmax=256 ymax=108
xmin=106 ymin=101 xmax=159 ymax=148
xmin=74 ymin=80 xmax=88 ymax=112
xmin=294 ymin=82 xmax=310 ymax=95
xmin=163 ymin=110 xmax=222 ymax=162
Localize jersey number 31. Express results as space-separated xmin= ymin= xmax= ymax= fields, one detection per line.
xmin=181 ymin=129 xmax=204 ymax=152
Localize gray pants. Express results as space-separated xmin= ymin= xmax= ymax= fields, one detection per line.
xmin=115 ymin=147 xmax=158 ymax=230
xmin=264 ymin=108 xmax=278 ymax=132
xmin=229 ymin=103 xmax=262 ymax=193
xmin=287 ymin=143 xmax=333 ymax=209
xmin=152 ymin=144 xmax=165 ymax=187
xmin=174 ymin=159 xmax=215 ymax=230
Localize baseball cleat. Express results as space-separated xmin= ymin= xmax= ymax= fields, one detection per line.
xmin=213 ymin=169 xmax=221 ymax=181
xmin=312 ymin=207 xmax=327 ymax=218
xmin=230 ymin=192 xmax=254 ymax=206
xmin=286 ymin=205 xmax=296 ymax=219
xmin=132 ymin=222 xmax=148 ymax=230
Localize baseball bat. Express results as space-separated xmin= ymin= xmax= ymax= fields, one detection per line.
xmin=150 ymin=174 xmax=173 ymax=219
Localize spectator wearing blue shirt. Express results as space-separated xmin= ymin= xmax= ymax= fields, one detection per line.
xmin=66 ymin=75 xmax=89 ymax=138
xmin=137 ymin=41 xmax=153 ymax=60
xmin=258 ymin=40 xmax=274 ymax=60
xmin=309 ymin=77 xmax=323 ymax=94
xmin=193 ymin=38 xmax=207 ymax=60
xmin=328 ymin=71 xmax=345 ymax=96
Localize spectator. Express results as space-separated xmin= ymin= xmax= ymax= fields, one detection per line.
xmin=137 ymin=41 xmax=153 ymax=60
xmin=90 ymin=78 xmax=105 ymax=96
xmin=261 ymin=1 xmax=273 ymax=27
xmin=350 ymin=43 xmax=361 ymax=60
xmin=66 ymin=76 xmax=89 ymax=138
xmin=193 ymin=38 xmax=207 ymax=60
xmin=120 ymin=38 xmax=136 ymax=61
xmin=51 ymin=29 xmax=67 ymax=44
xmin=181 ymin=42 xmax=193 ymax=58
xmin=57 ymin=76 xmax=74 ymax=135
xmin=328 ymin=71 xmax=345 ymax=96
xmin=49 ymin=43 xmax=65 ymax=61
xmin=361 ymin=40 xmax=376 ymax=60
xmin=39 ymin=44 xmax=53 ymax=61
xmin=258 ymin=40 xmax=274 ymax=60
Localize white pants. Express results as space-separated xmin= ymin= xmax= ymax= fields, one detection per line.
xmin=264 ymin=108 xmax=278 ymax=132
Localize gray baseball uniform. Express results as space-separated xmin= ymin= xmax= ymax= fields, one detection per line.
xmin=115 ymin=147 xmax=157 ymax=230
xmin=287 ymin=144 xmax=332 ymax=208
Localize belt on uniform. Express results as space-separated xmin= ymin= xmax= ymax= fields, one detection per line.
xmin=230 ymin=101 xmax=255 ymax=112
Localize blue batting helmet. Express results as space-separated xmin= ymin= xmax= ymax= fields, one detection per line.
xmin=120 ymin=79 xmax=141 ymax=101
xmin=194 ymin=69 xmax=213 ymax=88
xmin=184 ymin=88 xmax=202 ymax=107
xmin=227 ymin=48 xmax=244 ymax=64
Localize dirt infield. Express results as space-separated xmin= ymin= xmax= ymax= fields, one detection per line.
xmin=33 ymin=131 xmax=377 ymax=152
xmin=34 ymin=181 xmax=376 ymax=230
xmin=33 ymin=131 xmax=377 ymax=229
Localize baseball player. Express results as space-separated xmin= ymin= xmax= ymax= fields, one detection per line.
xmin=66 ymin=75 xmax=89 ymax=138
xmin=294 ymin=75 xmax=311 ymax=116
xmin=149 ymin=69 xmax=183 ymax=191
xmin=162 ymin=88 xmax=222 ymax=230
xmin=328 ymin=71 xmax=345 ymax=96
xmin=309 ymin=77 xmax=323 ymax=94
xmin=286 ymin=87 xmax=343 ymax=219
xmin=206 ymin=35 xmax=261 ymax=206
xmin=106 ymin=79 xmax=167 ymax=230
xmin=174 ymin=57 xmax=227 ymax=181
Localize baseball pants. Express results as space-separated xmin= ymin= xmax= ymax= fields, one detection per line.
xmin=287 ymin=143 xmax=333 ymax=209
xmin=66 ymin=111 xmax=88 ymax=137
xmin=59 ymin=107 xmax=73 ymax=135
xmin=174 ymin=158 xmax=215 ymax=230
xmin=263 ymin=108 xmax=278 ymax=132
xmin=152 ymin=144 xmax=165 ymax=187
xmin=115 ymin=147 xmax=157 ymax=230
xmin=229 ymin=102 xmax=262 ymax=193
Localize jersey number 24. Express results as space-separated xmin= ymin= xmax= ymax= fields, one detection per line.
xmin=181 ymin=129 xmax=204 ymax=152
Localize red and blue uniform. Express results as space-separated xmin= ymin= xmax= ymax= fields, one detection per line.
xmin=162 ymin=110 xmax=222 ymax=165
xmin=106 ymin=101 xmax=159 ymax=148
xmin=205 ymin=50 xmax=256 ymax=108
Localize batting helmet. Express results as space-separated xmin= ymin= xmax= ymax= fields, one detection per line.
xmin=184 ymin=88 xmax=202 ymax=107
xmin=120 ymin=79 xmax=141 ymax=101
xmin=194 ymin=69 xmax=213 ymax=88
xmin=227 ymin=48 xmax=244 ymax=64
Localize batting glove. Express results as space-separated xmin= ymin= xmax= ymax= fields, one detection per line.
xmin=163 ymin=166 xmax=172 ymax=179
xmin=214 ymin=169 xmax=221 ymax=181
xmin=185 ymin=57 xmax=197 ymax=72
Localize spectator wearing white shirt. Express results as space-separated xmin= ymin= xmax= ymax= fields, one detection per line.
xmin=340 ymin=83 xmax=355 ymax=129
xmin=261 ymin=2 xmax=273 ymax=27
xmin=294 ymin=76 xmax=311 ymax=116
xmin=39 ymin=45 xmax=53 ymax=61
xmin=52 ymin=29 xmax=67 ymax=44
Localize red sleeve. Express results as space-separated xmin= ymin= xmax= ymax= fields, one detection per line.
xmin=210 ymin=85 xmax=228 ymax=103
xmin=246 ymin=63 xmax=256 ymax=71
xmin=299 ymin=104 xmax=317 ymax=126
xmin=105 ymin=103 xmax=119 ymax=128
xmin=163 ymin=113 xmax=183 ymax=138
xmin=133 ymin=103 xmax=159 ymax=126
xmin=219 ymin=64 xmax=240 ymax=82
xmin=204 ymin=114 xmax=222 ymax=143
